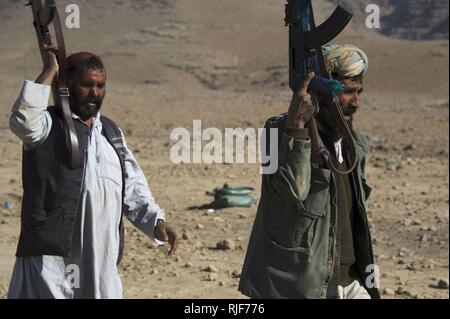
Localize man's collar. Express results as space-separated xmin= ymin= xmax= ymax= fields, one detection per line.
xmin=71 ymin=112 xmax=102 ymax=127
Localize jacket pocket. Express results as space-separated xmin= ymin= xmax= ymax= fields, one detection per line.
xmin=26 ymin=208 xmax=67 ymax=255
xmin=294 ymin=168 xmax=331 ymax=249
xmin=264 ymin=232 xmax=310 ymax=272
xmin=30 ymin=208 xmax=47 ymax=228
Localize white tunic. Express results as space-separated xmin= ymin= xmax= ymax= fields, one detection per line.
xmin=7 ymin=81 xmax=165 ymax=299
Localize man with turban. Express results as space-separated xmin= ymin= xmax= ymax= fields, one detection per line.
xmin=7 ymin=46 xmax=179 ymax=298
xmin=239 ymin=44 xmax=380 ymax=299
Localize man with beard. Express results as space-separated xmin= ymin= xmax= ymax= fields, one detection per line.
xmin=7 ymin=47 xmax=179 ymax=299
xmin=239 ymin=44 xmax=380 ymax=299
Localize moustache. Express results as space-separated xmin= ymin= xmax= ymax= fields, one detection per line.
xmin=341 ymin=107 xmax=356 ymax=117
xmin=80 ymin=96 xmax=102 ymax=107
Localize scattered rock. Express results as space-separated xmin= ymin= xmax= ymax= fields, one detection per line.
xmin=196 ymin=223 xmax=204 ymax=230
xmin=403 ymin=218 xmax=412 ymax=226
xmin=122 ymin=265 xmax=131 ymax=271
xmin=205 ymin=273 xmax=218 ymax=282
xmin=218 ymin=281 xmax=225 ymax=286
xmin=395 ymin=286 xmax=406 ymax=295
xmin=182 ymin=232 xmax=190 ymax=240
xmin=403 ymin=144 xmax=414 ymax=151
xmin=184 ymin=262 xmax=193 ymax=268
xmin=436 ymin=279 xmax=449 ymax=289
xmin=396 ymin=279 xmax=406 ymax=285
xmin=194 ymin=241 xmax=204 ymax=249
xmin=231 ymin=270 xmax=241 ymax=279
xmin=213 ymin=217 xmax=224 ymax=223
xmin=216 ymin=239 xmax=235 ymax=250
xmin=406 ymin=263 xmax=417 ymax=271
xmin=2 ymin=201 xmax=13 ymax=209
xmin=203 ymin=265 xmax=219 ymax=273
xmin=383 ymin=288 xmax=396 ymax=296
xmin=150 ymin=269 xmax=159 ymax=275
xmin=403 ymin=290 xmax=413 ymax=297
xmin=413 ymin=219 xmax=422 ymax=225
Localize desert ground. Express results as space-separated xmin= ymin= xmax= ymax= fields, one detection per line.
xmin=0 ymin=0 xmax=448 ymax=299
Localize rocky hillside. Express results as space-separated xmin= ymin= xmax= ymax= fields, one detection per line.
xmin=330 ymin=0 xmax=449 ymax=40
xmin=2 ymin=1 xmax=448 ymax=41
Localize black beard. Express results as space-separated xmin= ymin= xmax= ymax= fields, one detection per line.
xmin=317 ymin=105 xmax=342 ymax=142
xmin=70 ymin=95 xmax=104 ymax=121
xmin=317 ymin=104 xmax=355 ymax=141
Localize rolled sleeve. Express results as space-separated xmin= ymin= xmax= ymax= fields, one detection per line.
xmin=9 ymin=81 xmax=52 ymax=149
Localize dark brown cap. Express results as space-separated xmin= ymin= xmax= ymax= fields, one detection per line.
xmin=67 ymin=52 xmax=104 ymax=70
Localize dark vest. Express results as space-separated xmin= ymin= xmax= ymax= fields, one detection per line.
xmin=15 ymin=107 xmax=127 ymax=265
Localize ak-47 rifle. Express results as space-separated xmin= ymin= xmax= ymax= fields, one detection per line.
xmin=27 ymin=0 xmax=81 ymax=169
xmin=285 ymin=0 xmax=357 ymax=175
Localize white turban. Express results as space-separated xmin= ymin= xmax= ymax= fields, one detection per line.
xmin=322 ymin=44 xmax=369 ymax=78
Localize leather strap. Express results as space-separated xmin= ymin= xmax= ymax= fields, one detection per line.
xmin=52 ymin=8 xmax=81 ymax=169
xmin=307 ymin=2 xmax=357 ymax=175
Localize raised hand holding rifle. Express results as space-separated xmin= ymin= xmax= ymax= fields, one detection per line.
xmin=286 ymin=71 xmax=317 ymax=129
xmin=285 ymin=0 xmax=357 ymax=175
xmin=27 ymin=0 xmax=81 ymax=169
xmin=35 ymin=43 xmax=59 ymax=85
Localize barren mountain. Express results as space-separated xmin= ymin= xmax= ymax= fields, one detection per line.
xmin=330 ymin=0 xmax=449 ymax=40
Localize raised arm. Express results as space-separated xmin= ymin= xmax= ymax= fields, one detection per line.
xmin=265 ymin=72 xmax=317 ymax=203
xmin=9 ymin=45 xmax=58 ymax=149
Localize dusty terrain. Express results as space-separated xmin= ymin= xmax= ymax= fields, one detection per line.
xmin=0 ymin=0 xmax=448 ymax=299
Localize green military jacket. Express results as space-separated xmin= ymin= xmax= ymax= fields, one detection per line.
xmin=239 ymin=114 xmax=380 ymax=299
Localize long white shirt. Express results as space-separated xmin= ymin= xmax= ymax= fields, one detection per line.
xmin=7 ymin=81 xmax=165 ymax=299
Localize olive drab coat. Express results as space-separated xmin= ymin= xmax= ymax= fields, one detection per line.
xmin=238 ymin=114 xmax=380 ymax=299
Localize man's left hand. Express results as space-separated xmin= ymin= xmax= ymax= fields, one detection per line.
xmin=154 ymin=220 xmax=180 ymax=256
